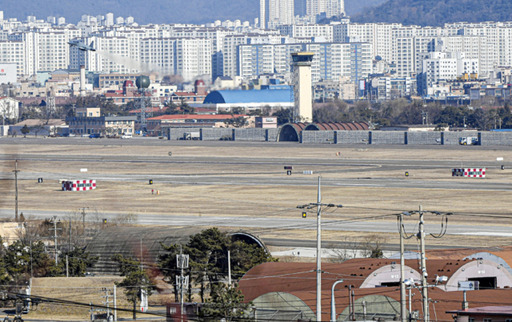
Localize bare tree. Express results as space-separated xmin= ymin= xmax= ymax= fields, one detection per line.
xmin=361 ymin=234 xmax=387 ymax=258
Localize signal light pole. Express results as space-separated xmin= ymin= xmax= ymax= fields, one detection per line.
xmin=297 ymin=176 xmax=342 ymax=322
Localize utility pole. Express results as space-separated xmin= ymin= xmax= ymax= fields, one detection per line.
xmin=315 ymin=177 xmax=322 ymax=322
xmin=113 ymin=284 xmax=117 ymax=322
xmin=14 ymin=160 xmax=19 ymax=222
xmin=399 ymin=206 xmax=451 ymax=322
xmin=101 ymin=288 xmax=113 ymax=319
xmin=68 ymin=220 xmax=72 ymax=255
xmin=297 ymin=176 xmax=343 ymax=322
xmin=80 ymin=207 xmax=88 ymax=245
xmin=227 ymin=250 xmax=232 ymax=288
xmin=176 ymin=247 xmax=189 ymax=322
xmin=418 ymin=205 xmax=429 ymax=322
xmin=49 ymin=216 xmax=62 ymax=264
xmin=399 ymin=212 xmax=410 ymax=322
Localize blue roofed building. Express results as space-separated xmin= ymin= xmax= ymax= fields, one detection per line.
xmin=199 ymin=88 xmax=294 ymax=113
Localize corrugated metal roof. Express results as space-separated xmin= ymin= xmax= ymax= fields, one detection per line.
xmin=240 ymin=260 xmax=512 ymax=321
xmin=203 ymin=89 xmax=293 ymax=104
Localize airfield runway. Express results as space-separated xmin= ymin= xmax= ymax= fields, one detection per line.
xmin=0 ymin=137 xmax=511 ymax=253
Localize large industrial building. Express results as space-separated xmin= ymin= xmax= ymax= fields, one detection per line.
xmin=201 ymin=88 xmax=294 ymax=112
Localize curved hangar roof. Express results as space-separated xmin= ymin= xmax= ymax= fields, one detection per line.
xmin=278 ymin=122 xmax=369 ymax=141
xmin=85 ymin=226 xmax=268 ymax=275
xmin=203 ymin=89 xmax=293 ymax=104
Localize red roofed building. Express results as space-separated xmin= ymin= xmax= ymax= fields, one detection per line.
xmin=239 ymin=256 xmax=512 ymax=321
xmin=448 ymin=305 xmax=512 ymax=322
xmin=168 ymin=91 xmax=206 ymax=104
xmin=146 ymin=114 xmax=253 ymax=136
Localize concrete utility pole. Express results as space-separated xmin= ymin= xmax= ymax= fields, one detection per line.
xmin=399 ymin=206 xmax=451 ymax=322
xmin=418 ymin=205 xmax=429 ymax=322
xmin=114 ymin=285 xmax=117 ymax=322
xmin=399 ymin=212 xmax=411 ymax=322
xmin=80 ymin=207 xmax=88 ymax=245
xmin=297 ymin=177 xmax=343 ymax=322
xmin=101 ymin=288 xmax=113 ymax=319
xmin=315 ymin=177 xmax=321 ymax=322
xmin=49 ymin=216 xmax=61 ymax=264
xmin=227 ymin=250 xmax=232 ymax=288
xmin=13 ymin=160 xmax=19 ymax=222
xmin=176 ymin=248 xmax=189 ymax=322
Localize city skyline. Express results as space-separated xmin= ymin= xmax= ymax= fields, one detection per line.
xmin=0 ymin=0 xmax=381 ymax=25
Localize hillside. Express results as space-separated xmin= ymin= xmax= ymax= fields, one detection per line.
xmin=351 ymin=0 xmax=512 ymax=26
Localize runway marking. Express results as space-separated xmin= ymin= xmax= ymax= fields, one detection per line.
xmin=457 ymin=232 xmax=512 ymax=237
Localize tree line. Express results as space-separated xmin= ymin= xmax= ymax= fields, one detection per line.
xmin=18 ymin=94 xmax=512 ymax=131
xmin=310 ymin=99 xmax=512 ymax=130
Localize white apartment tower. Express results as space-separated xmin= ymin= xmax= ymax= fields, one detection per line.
xmin=105 ymin=13 xmax=114 ymax=27
xmin=260 ymin=0 xmax=295 ymax=29
xmin=307 ymin=0 xmax=345 ymax=20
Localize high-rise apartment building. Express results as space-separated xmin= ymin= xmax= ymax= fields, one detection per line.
xmin=260 ymin=0 xmax=295 ymax=29
xmin=238 ymin=41 xmax=372 ymax=84
xmin=306 ymin=0 xmax=345 ymax=21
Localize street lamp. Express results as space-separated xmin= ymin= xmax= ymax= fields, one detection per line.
xmin=330 ymin=279 xmax=344 ymax=322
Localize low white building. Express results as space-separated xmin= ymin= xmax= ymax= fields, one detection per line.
xmin=422 ymin=52 xmax=479 ymax=88
xmin=0 ymin=96 xmax=20 ymax=119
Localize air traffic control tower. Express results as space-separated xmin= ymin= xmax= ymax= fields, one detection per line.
xmin=291 ymin=52 xmax=314 ymax=123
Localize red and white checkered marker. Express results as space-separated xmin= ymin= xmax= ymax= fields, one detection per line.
xmin=62 ymin=180 xmax=96 ymax=191
xmin=452 ymin=168 xmax=486 ymax=178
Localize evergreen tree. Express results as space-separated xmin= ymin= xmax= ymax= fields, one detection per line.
xmin=199 ymin=283 xmax=252 ymax=321
xmin=57 ymin=248 xmax=98 ymax=277
xmin=112 ymin=254 xmax=154 ymax=320
xmin=159 ymin=228 xmax=276 ymax=303
xmin=20 ymin=125 xmax=30 ymax=137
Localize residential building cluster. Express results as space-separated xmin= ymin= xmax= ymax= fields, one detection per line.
xmin=2 ymin=6 xmax=512 ymax=105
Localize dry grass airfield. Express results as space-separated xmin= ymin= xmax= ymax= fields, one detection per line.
xmin=1 ymin=140 xmax=512 ymax=250
xmin=1 ymin=140 xmax=512 ymax=320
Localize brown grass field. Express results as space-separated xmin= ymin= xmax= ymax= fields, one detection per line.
xmin=1 ymin=140 xmax=512 ymax=319
xmin=1 ymin=141 xmax=512 ymax=247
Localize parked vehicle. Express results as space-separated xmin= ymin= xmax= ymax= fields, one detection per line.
xmin=89 ymin=133 xmax=101 ymax=138
xmin=182 ymin=131 xmax=200 ymax=140
xmin=459 ymin=136 xmax=478 ymax=145
xmin=121 ymin=134 xmax=132 ymax=139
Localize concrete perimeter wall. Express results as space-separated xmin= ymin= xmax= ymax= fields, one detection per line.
xmin=234 ymin=128 xmax=267 ymax=141
xmin=302 ymin=131 xmax=335 ymax=144
xmin=406 ymin=132 xmax=442 ymax=145
xmin=481 ymin=132 xmax=512 ymax=145
xmin=168 ymin=128 xmax=280 ymax=142
xmin=168 ymin=128 xmax=512 ymax=146
xmin=370 ymin=131 xmax=405 ymax=145
xmin=336 ymin=131 xmax=370 ymax=144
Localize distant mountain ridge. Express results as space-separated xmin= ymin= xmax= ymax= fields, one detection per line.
xmin=1 ymin=0 xmax=259 ymax=25
xmin=2 ymin=0 xmax=381 ymax=25
xmin=351 ymin=0 xmax=512 ymax=26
